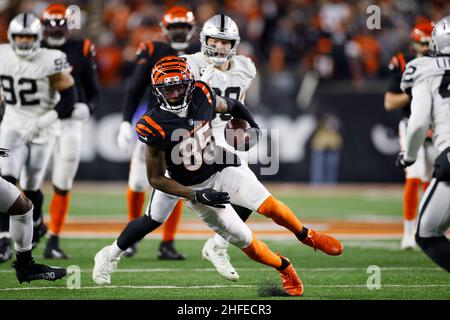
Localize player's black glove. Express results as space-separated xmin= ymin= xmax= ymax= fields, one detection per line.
xmin=0 ymin=148 xmax=9 ymax=157
xmin=194 ymin=188 xmax=230 ymax=208
xmin=396 ymin=152 xmax=415 ymax=168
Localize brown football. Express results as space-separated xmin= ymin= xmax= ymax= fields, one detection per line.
xmin=224 ymin=118 xmax=251 ymax=151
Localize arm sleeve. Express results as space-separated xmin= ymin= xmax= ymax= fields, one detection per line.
xmin=405 ymin=81 xmax=432 ymax=161
xmin=122 ymin=63 xmax=150 ymax=122
xmin=224 ymin=97 xmax=259 ymax=129
xmin=80 ymin=42 xmax=100 ymax=111
xmin=54 ymin=85 xmax=77 ymax=119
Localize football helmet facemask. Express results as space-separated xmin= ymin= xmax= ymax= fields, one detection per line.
xmin=200 ymin=14 xmax=240 ymax=66
xmin=8 ymin=13 xmax=43 ymax=59
xmin=151 ymin=56 xmax=195 ymax=112
xmin=160 ymin=6 xmax=195 ymax=51
xmin=41 ymin=4 xmax=69 ymax=47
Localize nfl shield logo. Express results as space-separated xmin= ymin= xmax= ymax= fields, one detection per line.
xmin=188 ymin=119 xmax=194 ymax=126
xmin=447 ymin=152 xmax=450 ymax=164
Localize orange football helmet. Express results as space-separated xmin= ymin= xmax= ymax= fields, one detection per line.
xmin=410 ymin=21 xmax=434 ymax=44
xmin=160 ymin=6 xmax=195 ymax=50
xmin=41 ymin=4 xmax=69 ymax=47
xmin=151 ymin=56 xmax=195 ymax=111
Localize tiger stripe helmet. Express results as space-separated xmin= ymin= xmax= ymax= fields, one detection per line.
xmin=41 ymin=3 xmax=69 ymax=47
xmin=160 ymin=6 xmax=195 ymax=51
xmin=151 ymin=56 xmax=195 ymax=111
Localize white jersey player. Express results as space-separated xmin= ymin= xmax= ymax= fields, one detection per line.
xmin=399 ymin=16 xmax=450 ymax=272
xmin=0 ymin=13 xmax=76 ymax=261
xmin=0 ymin=148 xmax=66 ymax=282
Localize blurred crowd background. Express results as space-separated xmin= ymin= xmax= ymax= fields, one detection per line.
xmin=1 ymin=0 xmax=449 ymax=88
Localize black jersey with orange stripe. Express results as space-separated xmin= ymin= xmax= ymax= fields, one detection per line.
xmin=122 ymin=40 xmax=200 ymax=123
xmin=387 ymin=52 xmax=415 ymax=118
xmin=42 ymin=38 xmax=100 ymax=109
xmin=136 ymin=81 xmax=239 ymax=186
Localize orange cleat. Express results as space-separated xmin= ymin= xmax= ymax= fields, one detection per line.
xmin=278 ymin=259 xmax=303 ymax=296
xmin=302 ymin=229 xmax=343 ymax=256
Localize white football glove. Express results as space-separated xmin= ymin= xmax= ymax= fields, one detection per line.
xmin=21 ymin=110 xmax=58 ymax=142
xmin=72 ymin=102 xmax=91 ymax=121
xmin=117 ymin=121 xmax=133 ymax=152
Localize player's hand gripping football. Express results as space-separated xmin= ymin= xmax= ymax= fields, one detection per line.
xmin=396 ymin=152 xmax=415 ymax=168
xmin=194 ymin=188 xmax=230 ymax=208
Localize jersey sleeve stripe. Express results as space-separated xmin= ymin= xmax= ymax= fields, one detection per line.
xmin=136 ymin=123 xmax=156 ymax=136
xmin=145 ymin=41 xmax=155 ymax=56
xmin=195 ymin=82 xmax=213 ymax=106
xmin=83 ymin=39 xmax=92 ymax=58
xmin=398 ymin=53 xmax=406 ymax=72
xmin=142 ymin=115 xmax=166 ymax=139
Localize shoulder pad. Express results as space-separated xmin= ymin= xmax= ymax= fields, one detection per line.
xmin=194 ymin=81 xmax=216 ymax=107
xmin=43 ymin=48 xmax=71 ymax=75
xmin=401 ymin=56 xmax=434 ymax=92
xmin=82 ymin=39 xmax=96 ymax=58
xmin=136 ymin=113 xmax=166 ymax=144
xmin=232 ymin=55 xmax=257 ymax=79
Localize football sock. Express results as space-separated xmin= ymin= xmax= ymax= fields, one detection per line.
xmin=10 ymin=209 xmax=33 ymax=252
xmin=49 ymin=192 xmax=70 ymax=236
xmin=415 ymin=236 xmax=450 ymax=272
xmin=127 ymin=188 xmax=145 ymax=221
xmin=0 ymin=214 xmax=9 ymax=234
xmin=110 ymin=240 xmax=124 ymax=259
xmin=117 ymin=214 xmax=161 ymax=250
xmin=23 ymin=190 xmax=44 ymax=226
xmin=213 ymin=233 xmax=229 ymax=248
xmin=403 ymin=178 xmax=420 ymax=221
xmin=242 ymin=235 xmax=284 ymax=269
xmin=422 ymin=181 xmax=430 ymax=192
xmin=403 ymin=219 xmax=416 ymax=236
xmin=257 ymin=195 xmax=303 ymax=234
xmin=162 ymin=200 xmax=183 ymax=242
xmin=16 ymin=250 xmax=32 ymax=267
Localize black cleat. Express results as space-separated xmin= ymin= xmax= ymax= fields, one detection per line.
xmin=32 ymin=221 xmax=47 ymax=249
xmin=123 ymin=243 xmax=138 ymax=258
xmin=158 ymin=241 xmax=186 ymax=260
xmin=12 ymin=259 xmax=67 ymax=284
xmin=0 ymin=238 xmax=12 ymax=263
xmin=44 ymin=236 xmax=69 ymax=259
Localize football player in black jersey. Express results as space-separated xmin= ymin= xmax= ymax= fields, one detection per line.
xmin=384 ymin=20 xmax=436 ymax=250
xmin=116 ymin=6 xmax=200 ymax=259
xmin=39 ymin=3 xmax=100 ymax=258
xmin=93 ymin=56 xmax=343 ymax=296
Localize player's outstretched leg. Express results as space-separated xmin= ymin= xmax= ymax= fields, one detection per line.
xmin=93 ymin=214 xmax=162 ymax=285
xmin=122 ymin=188 xmax=146 ymax=258
xmin=5 ymin=188 xmax=66 ymax=283
xmin=201 ymin=205 xmax=252 ymax=281
xmin=402 ymin=178 xmax=420 ymax=249
xmin=44 ymin=186 xmax=71 ymax=259
xmin=159 ymin=200 xmax=186 ymax=260
xmin=242 ymin=235 xmax=303 ymax=296
xmin=257 ymin=195 xmax=343 ymax=255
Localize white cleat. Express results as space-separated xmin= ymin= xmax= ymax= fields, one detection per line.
xmin=401 ymin=233 xmax=417 ymax=250
xmin=92 ymin=245 xmax=121 ymax=285
xmin=202 ymin=238 xmax=239 ymax=282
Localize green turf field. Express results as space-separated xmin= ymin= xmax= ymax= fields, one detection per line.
xmin=0 ymin=184 xmax=449 ymax=300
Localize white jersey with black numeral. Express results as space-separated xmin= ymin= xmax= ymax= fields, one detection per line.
xmin=401 ymin=55 xmax=450 ymax=160
xmin=182 ymin=52 xmax=257 ymax=159
xmin=0 ymin=44 xmax=70 ymax=141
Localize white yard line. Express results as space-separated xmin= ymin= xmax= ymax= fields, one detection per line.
xmin=0 ymin=267 xmax=441 ymax=274
xmin=1 ymin=284 xmax=450 ymax=292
